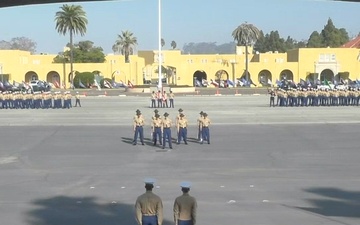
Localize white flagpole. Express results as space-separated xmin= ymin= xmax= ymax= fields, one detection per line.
xmin=158 ymin=0 xmax=162 ymax=89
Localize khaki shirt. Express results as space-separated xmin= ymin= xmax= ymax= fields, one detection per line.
xmin=135 ymin=191 xmax=163 ymax=225
xmin=75 ymin=94 xmax=80 ymax=99
xmin=152 ymin=118 xmax=162 ymax=131
xmin=201 ymin=117 xmax=211 ymax=127
xmin=162 ymin=117 xmax=172 ymax=129
xmin=177 ymin=117 xmax=188 ymax=129
xmin=169 ymin=93 xmax=175 ymax=99
xmin=173 ymin=193 xmax=197 ymax=224
xmin=133 ymin=115 xmax=145 ymax=130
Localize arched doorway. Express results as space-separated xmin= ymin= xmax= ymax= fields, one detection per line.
xmin=215 ymin=70 xmax=230 ymax=87
xmin=193 ymin=70 xmax=207 ymax=87
xmin=279 ymin=69 xmax=294 ymax=81
xmin=25 ymin=71 xmax=38 ymax=82
xmin=258 ymin=70 xmax=272 ymax=87
xmin=320 ymin=69 xmax=334 ymax=83
xmin=46 ymin=71 xmax=61 ymax=88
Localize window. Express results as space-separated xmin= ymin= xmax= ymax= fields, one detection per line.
xmin=319 ymin=54 xmax=336 ymax=62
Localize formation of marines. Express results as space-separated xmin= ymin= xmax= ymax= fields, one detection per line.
xmin=0 ymin=91 xmax=78 ymax=109
xmin=273 ymin=87 xmax=360 ymax=107
xmin=132 ymin=108 xmax=211 ymax=149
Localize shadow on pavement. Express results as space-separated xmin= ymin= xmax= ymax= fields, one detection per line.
xmin=296 ymin=187 xmax=360 ymax=217
xmin=26 ymin=196 xmax=173 ymax=225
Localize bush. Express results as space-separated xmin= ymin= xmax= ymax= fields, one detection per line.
xmin=74 ymin=72 xmax=95 ymax=88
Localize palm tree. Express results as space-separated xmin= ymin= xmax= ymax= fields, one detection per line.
xmin=55 ymin=4 xmax=88 ymax=88
xmin=232 ymin=22 xmax=260 ymax=85
xmin=113 ymin=30 xmax=138 ymax=63
xmin=171 ymin=40 xmax=177 ymax=50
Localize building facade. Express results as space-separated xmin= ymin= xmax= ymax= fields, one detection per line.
xmin=1 ymin=46 xmax=360 ymax=88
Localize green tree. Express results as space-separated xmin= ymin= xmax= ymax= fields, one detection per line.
xmin=232 ymin=22 xmax=261 ymax=83
xmin=171 ymin=40 xmax=177 ymax=49
xmin=55 ymin=4 xmax=88 ymax=86
xmin=53 ymin=40 xmax=105 ymax=63
xmin=112 ymin=30 xmax=138 ymax=63
xmin=307 ymin=18 xmax=349 ymax=48
xmin=307 ymin=31 xmax=323 ymax=47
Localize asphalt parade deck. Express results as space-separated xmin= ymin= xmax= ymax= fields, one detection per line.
xmin=0 ymin=95 xmax=360 ymax=225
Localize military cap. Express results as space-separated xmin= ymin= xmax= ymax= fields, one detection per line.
xmin=136 ymin=109 xmax=141 ymax=113
xmin=202 ymin=112 xmax=208 ymax=117
xmin=178 ymin=108 xmax=183 ymax=112
xmin=164 ymin=112 xmax=169 ymax=117
xmin=199 ymin=111 xmax=203 ymax=115
xmin=180 ymin=181 xmax=191 ymax=188
xmin=154 ymin=109 xmax=159 ymax=113
xmin=180 ymin=113 xmax=185 ymax=117
xmin=155 ymin=113 xmax=160 ymax=118
xmin=144 ymin=178 xmax=156 ymax=185
xmin=136 ymin=111 xmax=141 ymax=115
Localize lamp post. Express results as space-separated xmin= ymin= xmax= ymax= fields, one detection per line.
xmin=158 ymin=0 xmax=162 ymax=90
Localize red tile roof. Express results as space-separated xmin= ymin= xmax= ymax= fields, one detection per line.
xmin=342 ymin=36 xmax=360 ymax=48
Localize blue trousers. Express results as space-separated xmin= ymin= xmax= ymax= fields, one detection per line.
xmin=151 ymin=99 xmax=156 ymax=108
xmin=177 ymin=127 xmax=187 ymax=143
xmin=133 ymin=126 xmax=144 ymax=144
xmin=163 ymin=128 xmax=172 ymax=148
xmin=142 ymin=215 xmax=157 ymax=225
xmin=178 ymin=220 xmax=193 ymax=225
xmin=153 ymin=127 xmax=162 ymax=144
xmin=202 ymin=127 xmax=210 ymax=144
xmin=169 ymin=99 xmax=174 ymax=108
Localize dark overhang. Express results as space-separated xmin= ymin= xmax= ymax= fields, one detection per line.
xmin=0 ymin=0 xmax=112 ymax=8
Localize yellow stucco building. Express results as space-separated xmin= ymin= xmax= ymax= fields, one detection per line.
xmin=1 ymin=46 xmax=360 ymax=88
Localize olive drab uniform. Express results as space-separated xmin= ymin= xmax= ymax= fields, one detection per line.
xmin=135 ymin=183 xmax=163 ymax=225
xmin=133 ymin=110 xmax=145 ymax=145
xmin=173 ymin=192 xmax=197 ymax=225
xmin=152 ymin=114 xmax=163 ymax=146
xmin=161 ymin=113 xmax=173 ymax=149
xmin=200 ymin=113 xmax=211 ymax=144
xmin=177 ymin=114 xmax=188 ymax=145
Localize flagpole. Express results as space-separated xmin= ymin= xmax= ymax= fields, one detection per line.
xmin=158 ymin=0 xmax=162 ymax=89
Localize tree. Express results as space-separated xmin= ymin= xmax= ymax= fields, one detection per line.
xmin=161 ymin=38 xmax=165 ymax=48
xmin=307 ymin=18 xmax=349 ymax=48
xmin=53 ymin=40 xmax=105 ymax=63
xmin=55 ymin=4 xmax=88 ymax=87
xmin=232 ymin=22 xmax=261 ymax=84
xmin=171 ymin=40 xmax=177 ymax=49
xmin=112 ymin=30 xmax=138 ymax=63
xmin=307 ymin=31 xmax=323 ymax=47
xmin=0 ymin=37 xmax=37 ymax=53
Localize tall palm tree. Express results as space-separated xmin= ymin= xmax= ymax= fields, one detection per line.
xmin=55 ymin=4 xmax=88 ymax=88
xmin=113 ymin=30 xmax=138 ymax=63
xmin=232 ymin=22 xmax=260 ymax=85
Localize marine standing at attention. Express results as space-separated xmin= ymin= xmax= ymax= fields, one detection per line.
xmin=177 ymin=113 xmax=188 ymax=145
xmin=173 ymin=181 xmax=197 ymax=225
xmin=200 ymin=113 xmax=211 ymax=144
xmin=161 ymin=112 xmax=173 ymax=149
xmin=133 ymin=109 xmax=145 ymax=145
xmin=135 ymin=178 xmax=163 ymax=225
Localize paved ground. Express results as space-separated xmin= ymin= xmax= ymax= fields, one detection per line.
xmin=0 ymin=95 xmax=360 ymax=225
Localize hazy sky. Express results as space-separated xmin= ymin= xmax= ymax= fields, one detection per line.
xmin=0 ymin=0 xmax=359 ymax=54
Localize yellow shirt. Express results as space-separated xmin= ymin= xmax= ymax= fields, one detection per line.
xmin=162 ymin=117 xmax=172 ymax=128
xmin=133 ymin=116 xmax=145 ymax=127
xmin=177 ymin=117 xmax=188 ymax=129
xmin=201 ymin=117 xmax=211 ymax=127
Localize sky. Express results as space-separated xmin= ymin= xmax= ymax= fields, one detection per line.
xmin=0 ymin=0 xmax=359 ymax=55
